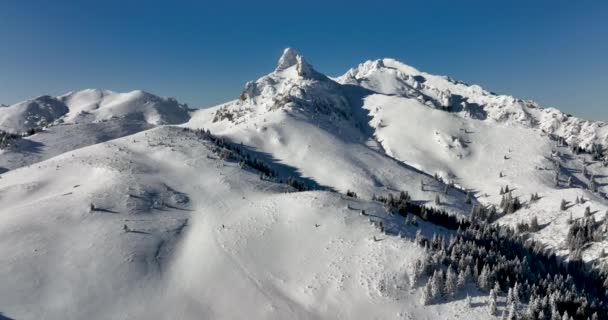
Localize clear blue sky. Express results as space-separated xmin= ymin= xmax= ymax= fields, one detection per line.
xmin=1 ymin=0 xmax=606 ymax=120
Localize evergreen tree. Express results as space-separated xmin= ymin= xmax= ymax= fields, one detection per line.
xmin=478 ymin=265 xmax=490 ymax=290
xmin=431 ymin=269 xmax=444 ymax=299
xmin=590 ymin=177 xmax=598 ymax=192
xmin=530 ymin=216 xmax=540 ymax=232
xmin=560 ymin=199 xmax=567 ymax=211
xmin=457 ymin=266 xmax=470 ymax=289
xmin=420 ymin=278 xmax=432 ymax=305
xmin=445 ymin=265 xmax=457 ymax=298
xmin=465 ymin=192 xmax=472 ymax=204
xmin=435 ymin=194 xmax=441 ymax=205
xmin=488 ymin=289 xmax=498 ymax=316
xmin=507 ymin=287 xmax=514 ymax=305
xmin=412 ymin=259 xmax=423 ymax=288
xmin=506 ymin=302 xmax=517 ymax=320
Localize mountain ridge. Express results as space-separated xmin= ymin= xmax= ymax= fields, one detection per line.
xmin=0 ymin=89 xmax=191 ymax=133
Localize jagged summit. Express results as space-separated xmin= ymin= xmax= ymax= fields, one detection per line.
xmin=275 ymin=47 xmax=300 ymax=71
xmin=273 ymin=47 xmax=321 ymax=79
xmin=214 ymin=48 xmax=352 ymax=124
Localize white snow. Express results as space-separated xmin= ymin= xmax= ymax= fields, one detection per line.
xmin=0 ymin=126 xmax=490 ymax=319
xmin=2 ymin=47 xmax=607 ymax=319
xmin=0 ymin=89 xmax=190 ymax=134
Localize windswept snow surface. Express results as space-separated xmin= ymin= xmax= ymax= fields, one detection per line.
xmin=0 ymin=126 xmax=490 ymax=319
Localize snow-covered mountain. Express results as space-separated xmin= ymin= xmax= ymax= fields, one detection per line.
xmin=0 ymin=89 xmax=191 ymax=172
xmin=337 ymin=58 xmax=608 ymax=151
xmin=0 ymin=89 xmax=190 ymax=133
xmin=1 ymin=48 xmax=607 ymax=319
xmin=187 ymin=48 xmax=608 ymax=275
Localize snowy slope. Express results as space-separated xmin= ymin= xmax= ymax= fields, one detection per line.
xmin=0 ymin=119 xmax=153 ymax=172
xmin=188 ymin=49 xmax=476 ymax=217
xmin=189 ymin=48 xmax=608 ymax=264
xmin=2 ymin=47 xmax=607 ymax=319
xmin=0 ymin=89 xmax=191 ymax=172
xmin=58 ymin=89 xmax=190 ymax=125
xmin=337 ymin=57 xmax=608 ymax=263
xmin=337 ymin=58 xmax=608 ymax=150
xmin=0 ymin=89 xmax=190 ymax=133
xmin=0 ymin=126 xmax=491 ymax=319
xmin=0 ymin=95 xmax=69 ymax=132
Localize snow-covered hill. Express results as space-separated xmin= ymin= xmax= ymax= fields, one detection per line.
xmin=0 ymin=126 xmax=493 ymax=319
xmin=0 ymin=89 xmax=191 ymax=172
xmin=0 ymin=95 xmax=69 ymax=133
xmin=0 ymin=89 xmax=190 ymax=133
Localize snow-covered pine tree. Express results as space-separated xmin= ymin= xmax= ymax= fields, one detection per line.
xmin=583 ymin=166 xmax=589 ymax=178
xmin=420 ymin=278 xmax=432 ymax=305
xmin=507 ymin=287 xmax=514 ymax=305
xmin=530 ymin=216 xmax=540 ymax=232
xmin=512 ymin=282 xmax=520 ymax=306
xmin=457 ymin=266 xmax=470 ymax=289
xmin=506 ymin=301 xmax=517 ymax=320
xmin=488 ymin=288 xmax=498 ymax=316
xmin=590 ymin=177 xmax=598 ymax=192
xmin=431 ymin=269 xmax=444 ymax=299
xmin=445 ymin=265 xmax=457 ymax=298
xmin=478 ymin=264 xmax=489 ymax=290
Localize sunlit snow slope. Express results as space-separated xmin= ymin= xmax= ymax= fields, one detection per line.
xmin=0 ymin=126 xmax=490 ymax=320
xmin=191 ymin=48 xmax=608 ymax=263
